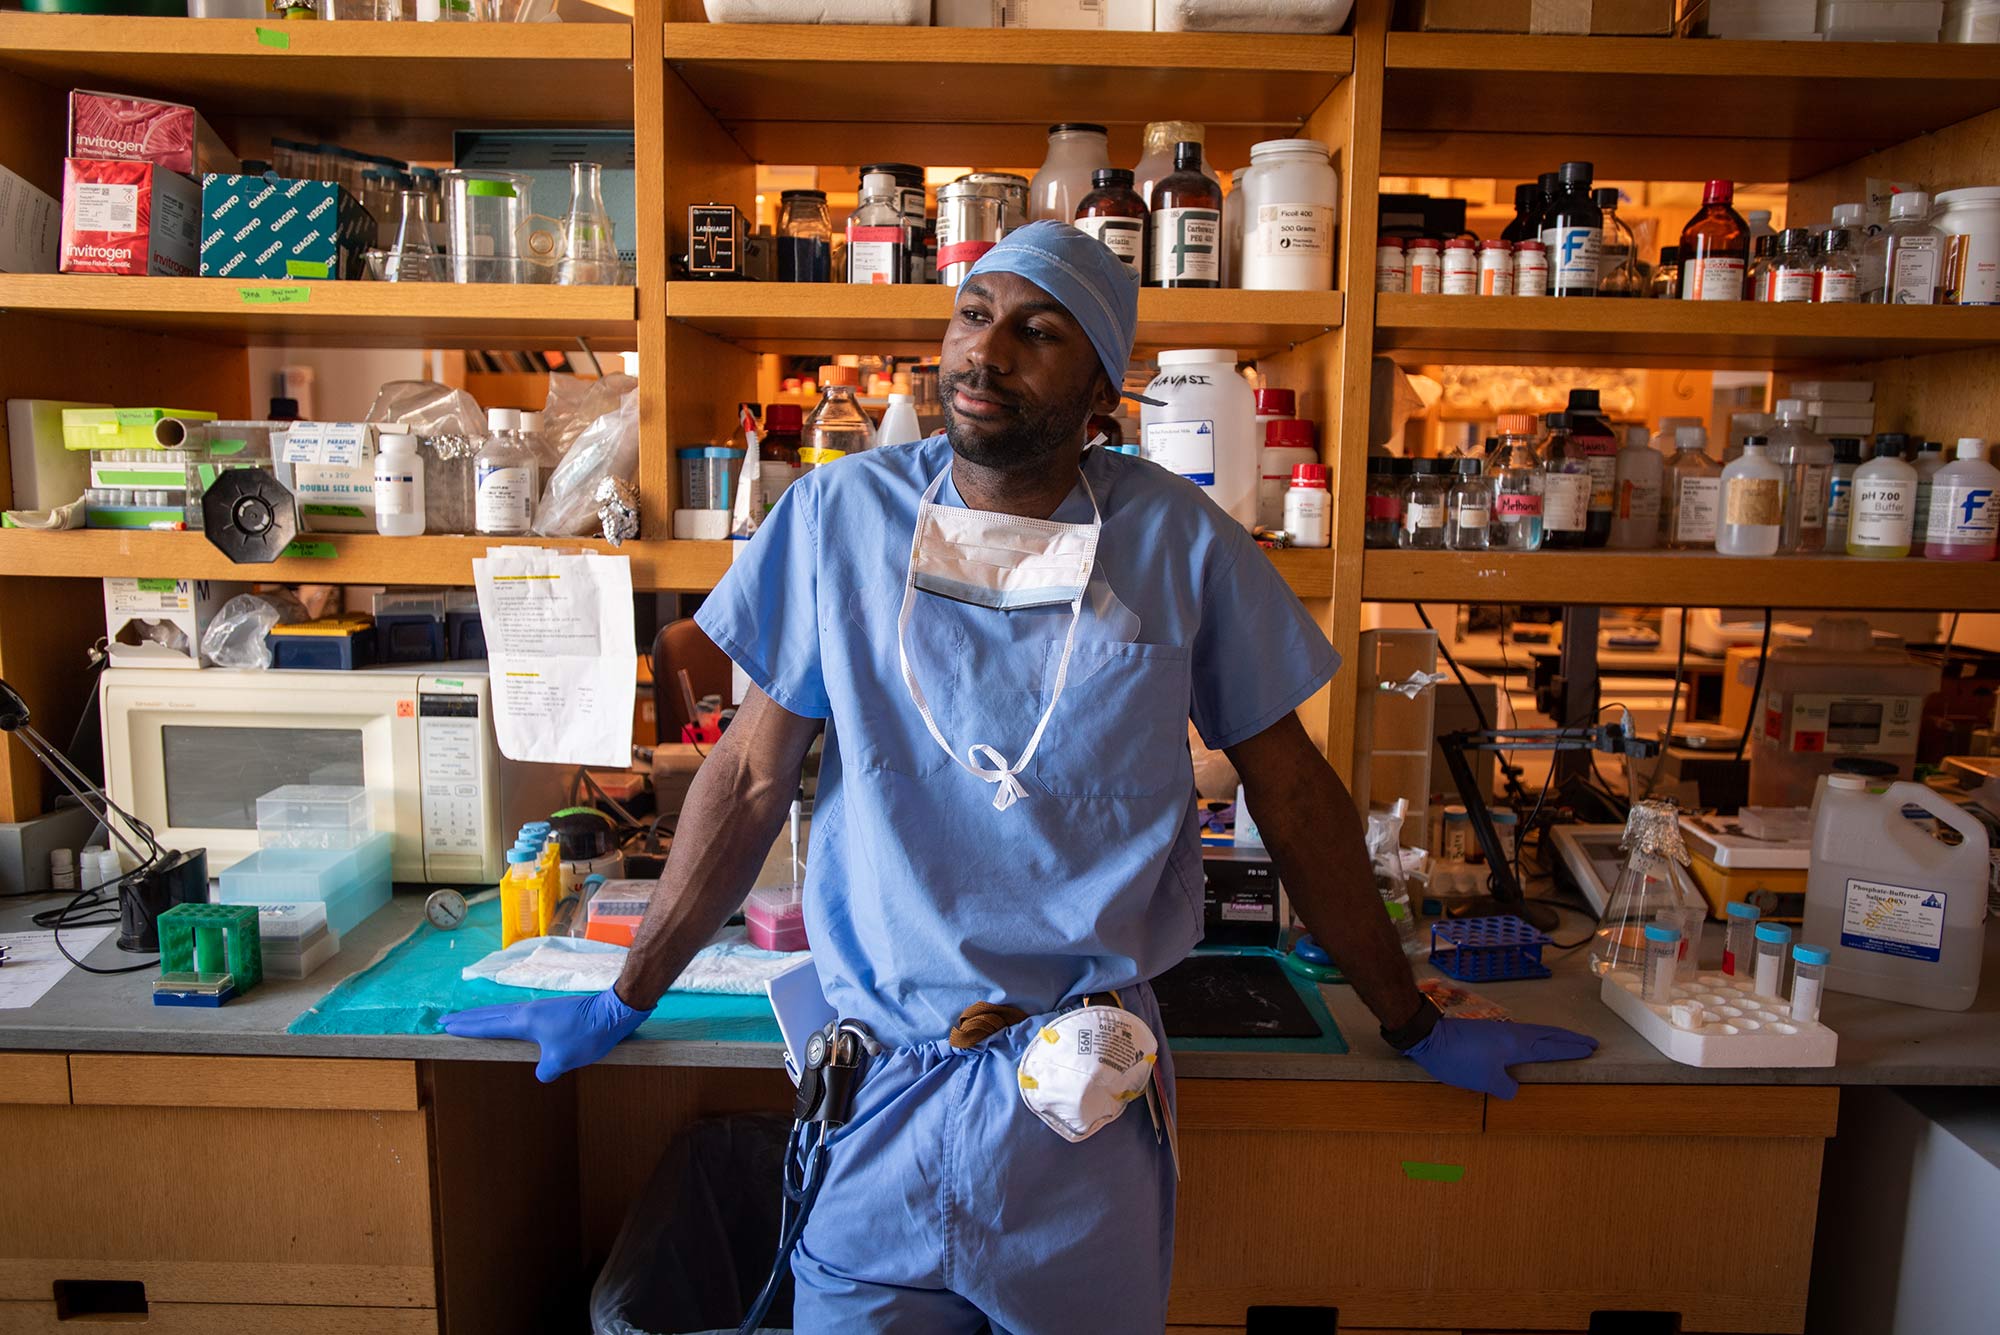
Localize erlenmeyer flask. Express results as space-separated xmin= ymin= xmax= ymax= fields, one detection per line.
xmin=556 ymin=162 xmax=621 ymax=286
xmin=1590 ymin=798 xmax=1708 ymax=979
xmin=387 ymin=189 xmax=443 ymax=282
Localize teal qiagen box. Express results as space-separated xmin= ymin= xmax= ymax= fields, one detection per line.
xmin=198 ymin=174 xmax=372 ymax=281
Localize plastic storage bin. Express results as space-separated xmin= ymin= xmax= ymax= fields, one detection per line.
xmin=372 ymin=590 xmax=447 ymax=664
xmin=254 ymin=901 xmax=341 ymax=980
xmin=217 ymin=830 xmax=393 ymax=937
xmin=256 ymin=785 xmax=372 ymax=850
xmin=265 ymin=617 xmax=378 ymax=671
xmin=744 ymin=885 xmax=807 ymax=953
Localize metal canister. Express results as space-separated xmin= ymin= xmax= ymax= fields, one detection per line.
xmin=936 ymin=177 xmax=1009 ymax=286
xmin=960 ymin=172 xmax=1030 ymax=236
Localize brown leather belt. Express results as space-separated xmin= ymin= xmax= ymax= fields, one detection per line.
xmin=948 ymin=1001 xmax=1029 ymax=1049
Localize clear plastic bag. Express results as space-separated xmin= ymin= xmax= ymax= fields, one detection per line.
xmin=364 ymin=381 xmax=486 ymax=536
xmin=534 ymin=386 xmax=639 ymax=537
xmin=1367 ymin=798 xmax=1422 ymax=950
xmin=542 ymin=371 xmax=639 ymax=461
xmin=200 ymin=591 xmax=308 ymax=669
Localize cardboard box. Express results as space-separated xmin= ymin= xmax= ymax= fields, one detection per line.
xmin=280 ymin=421 xmax=403 ymax=533
xmin=103 ymin=578 xmax=245 ymax=669
xmin=1409 ymin=0 xmax=1675 ymax=33
xmin=935 ymin=0 xmax=1153 ymax=27
xmin=199 ymin=174 xmax=372 ymax=281
xmin=69 ymin=89 xmax=234 ymax=178
xmin=0 ymin=164 xmax=59 ymax=274
xmin=60 ymin=158 xmax=199 ymax=276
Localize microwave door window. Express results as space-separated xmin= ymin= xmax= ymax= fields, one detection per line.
xmin=160 ymin=725 xmax=367 ymax=830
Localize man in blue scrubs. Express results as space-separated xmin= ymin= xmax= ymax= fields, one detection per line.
xmin=446 ymin=222 xmax=1595 ymax=1332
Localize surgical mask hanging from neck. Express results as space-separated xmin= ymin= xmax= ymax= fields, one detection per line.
xmin=896 ymin=457 xmax=1102 ymax=811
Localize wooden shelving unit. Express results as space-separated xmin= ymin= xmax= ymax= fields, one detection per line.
xmin=1364 ymin=550 xmax=2000 ymax=612
xmin=0 ymin=276 xmax=638 ymax=350
xmin=1381 ymin=32 xmax=2000 ymax=179
xmin=665 ymin=283 xmax=1342 ymax=358
xmin=1373 ymin=295 xmax=2000 ymax=370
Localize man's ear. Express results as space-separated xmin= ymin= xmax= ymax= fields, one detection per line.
xmin=1091 ymin=368 xmax=1122 ymax=416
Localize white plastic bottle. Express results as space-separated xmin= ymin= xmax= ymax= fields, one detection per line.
xmin=519 ymin=409 xmax=560 ymax=471
xmin=1608 ymin=425 xmax=1662 ymax=549
xmin=1868 ymin=191 xmax=1945 ymax=304
xmin=373 ymin=431 xmax=426 ymax=537
xmin=875 ymin=392 xmax=920 ymax=450
xmin=1804 ymin=776 xmax=1989 ymax=1011
xmin=1924 ymin=437 xmax=2000 ymax=561
xmin=1847 ymin=438 xmax=1919 ymax=558
xmin=475 ymin=407 xmax=538 ymax=537
xmin=1141 ymin=349 xmax=1256 ymax=529
xmin=1716 ymin=437 xmax=1784 ymax=556
xmin=1283 ymin=462 xmax=1330 ymax=547
xmin=1237 ymin=137 xmax=1339 ymax=292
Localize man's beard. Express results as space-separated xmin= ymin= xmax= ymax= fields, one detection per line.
xmin=940 ymin=368 xmax=1092 ymax=474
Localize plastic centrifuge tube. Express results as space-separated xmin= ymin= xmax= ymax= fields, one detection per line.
xmin=788 ymin=788 xmax=804 ymax=887
xmin=1753 ymin=921 xmax=1792 ymax=998
xmin=1642 ymin=922 xmax=1681 ymax=1004
xmin=1721 ymin=900 xmax=1760 ymax=977
xmin=1790 ymin=943 xmax=1829 ymax=1024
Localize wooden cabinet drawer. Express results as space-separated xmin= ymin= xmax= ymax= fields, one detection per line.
xmin=67 ymin=1055 xmax=419 ymax=1111
xmin=0 ymin=1299 xmax=437 ymax=1333
xmin=0 ymin=1055 xmax=67 ymax=1106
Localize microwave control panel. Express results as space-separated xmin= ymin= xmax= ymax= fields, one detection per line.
xmin=418 ymin=690 xmax=487 ymax=864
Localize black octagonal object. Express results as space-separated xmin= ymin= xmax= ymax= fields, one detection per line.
xmin=201 ymin=468 xmax=300 ymax=564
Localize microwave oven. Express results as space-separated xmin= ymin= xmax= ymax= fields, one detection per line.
xmin=100 ymin=665 xmax=571 ymax=883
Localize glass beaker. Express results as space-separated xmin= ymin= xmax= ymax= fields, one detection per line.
xmin=327 ymin=0 xmax=405 ymax=17
xmin=442 ymin=169 xmax=562 ymax=283
xmin=1590 ymin=799 xmax=1708 ymax=979
xmin=555 ymin=162 xmax=621 ymax=286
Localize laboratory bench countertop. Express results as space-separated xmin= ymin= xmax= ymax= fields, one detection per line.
xmin=2 ymin=892 xmax=1996 ymax=1087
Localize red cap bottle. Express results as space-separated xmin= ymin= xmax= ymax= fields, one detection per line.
xmin=1266 ymin=418 xmax=1318 ymax=449
xmin=1702 ymin=179 xmax=1734 ymax=206
xmin=1253 ymin=388 xmax=1296 ymax=418
xmin=1291 ymin=463 xmax=1330 ymax=488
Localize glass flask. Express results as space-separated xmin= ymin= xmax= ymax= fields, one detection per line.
xmin=556 ymin=162 xmax=621 ymax=286
xmin=1590 ymin=799 xmax=1708 ymax=979
xmin=384 ymin=188 xmax=443 ymax=281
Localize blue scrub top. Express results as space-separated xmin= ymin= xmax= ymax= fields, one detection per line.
xmin=696 ymin=435 xmax=1337 ymax=1046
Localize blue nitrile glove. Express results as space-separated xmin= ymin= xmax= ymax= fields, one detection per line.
xmin=1405 ymin=1016 xmax=1598 ymax=1099
xmin=440 ymin=986 xmax=652 ymax=1083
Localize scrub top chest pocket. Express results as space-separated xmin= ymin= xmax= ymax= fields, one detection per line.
xmin=1033 ymin=640 xmax=1193 ymax=799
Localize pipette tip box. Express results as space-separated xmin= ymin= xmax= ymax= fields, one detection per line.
xmin=1601 ymin=968 xmax=1838 ymax=1067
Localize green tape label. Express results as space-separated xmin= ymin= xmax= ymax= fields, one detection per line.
xmin=464 ymin=179 xmax=516 ymax=198
xmin=280 ymin=540 xmax=337 ymax=559
xmin=1401 ymin=1161 xmax=1465 ymax=1183
xmin=97 ymin=470 xmax=181 ymax=486
xmin=255 ymin=25 xmax=290 ymax=47
xmin=302 ymin=504 xmax=366 ymax=519
xmin=238 ymin=286 xmax=310 ymax=305
xmin=136 ymin=578 xmax=179 ymax=593
xmin=211 ymin=438 xmax=248 ymax=456
xmin=285 ymin=259 xmax=329 ymax=279
xmin=196 ymin=465 xmax=220 ymax=488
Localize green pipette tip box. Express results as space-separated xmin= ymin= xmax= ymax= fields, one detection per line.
xmin=158 ymin=902 xmax=262 ymax=998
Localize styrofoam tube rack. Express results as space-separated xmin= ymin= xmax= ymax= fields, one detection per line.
xmin=1600 ymin=968 xmax=1838 ymax=1068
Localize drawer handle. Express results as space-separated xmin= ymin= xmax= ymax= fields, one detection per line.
xmin=52 ymin=1279 xmax=148 ymax=1321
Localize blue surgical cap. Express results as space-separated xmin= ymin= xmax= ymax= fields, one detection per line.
xmin=961 ymin=220 xmax=1140 ymax=396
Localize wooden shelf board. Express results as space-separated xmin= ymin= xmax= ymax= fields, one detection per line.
xmin=0 ymin=276 xmax=636 ymax=351
xmin=1374 ymin=295 xmax=2000 ymax=370
xmin=665 ymin=283 xmax=1340 ymax=358
xmin=0 ymin=528 xmax=1330 ymax=599
xmin=0 ymin=15 xmax=633 ymax=126
xmin=0 ymin=532 xmax=732 ymax=592
xmin=664 ymin=23 xmax=1349 ymax=166
xmin=1382 ymin=33 xmax=2000 ymax=180
xmin=1363 ymin=550 xmax=2000 ymax=612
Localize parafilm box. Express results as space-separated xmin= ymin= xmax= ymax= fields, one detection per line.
xmin=60 ymin=159 xmax=199 ymax=277
xmin=199 ymin=175 xmax=372 ymax=281
xmin=68 ymin=89 xmax=234 ymax=178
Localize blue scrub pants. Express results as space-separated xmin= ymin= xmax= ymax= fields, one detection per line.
xmin=792 ymin=985 xmax=1177 ymax=1334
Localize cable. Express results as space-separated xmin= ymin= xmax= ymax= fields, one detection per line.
xmin=31 ymin=869 xmax=161 ymax=975
xmin=738 ymin=1124 xmax=829 ymax=1335
xmin=1734 ymin=610 xmax=1774 ymax=762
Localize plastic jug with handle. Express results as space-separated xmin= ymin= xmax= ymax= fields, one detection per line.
xmin=1803 ymin=776 xmax=1989 ymax=1011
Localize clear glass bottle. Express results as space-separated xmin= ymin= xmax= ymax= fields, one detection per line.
xmin=1028 ymin=122 xmax=1110 ymax=225
xmin=1595 ymin=186 xmax=1644 ymax=297
xmin=1817 ymin=227 xmax=1861 ymax=303
xmin=1364 ymin=457 xmax=1404 ymax=548
xmin=1592 ymin=799 xmax=1708 ymax=978
xmin=1720 ymin=900 xmax=1761 ymax=979
xmin=1490 ymin=413 xmax=1545 ymax=551
xmin=1663 ymin=425 xmax=1722 ymax=550
xmin=1746 ymin=233 xmax=1776 ymax=302
xmin=1539 ymin=411 xmax=1593 ymax=549
xmin=1768 ymin=398 xmax=1831 ymax=553
xmin=1831 ymin=200 xmax=1884 ymax=298
xmin=1399 ymin=458 xmax=1449 ymax=549
xmin=474 ymin=407 xmax=537 ymax=536
xmin=1678 ymin=178 xmax=1749 ymax=300
xmin=777 ymin=189 xmax=832 ymax=283
xmin=845 ymin=171 xmax=907 ymax=285
xmin=802 ymin=365 xmax=876 ymax=458
xmin=1868 ymin=191 xmax=1944 ymax=304
xmin=1648 ymin=246 xmax=1681 ymax=298
xmin=1717 ymin=437 xmax=1785 ymax=557
xmin=1609 ymin=426 xmax=1662 ymax=549
xmin=1767 ymin=228 xmax=1818 ymax=303
xmin=1446 ymin=456 xmax=1492 ymax=550
xmin=1847 ymin=438 xmax=1919 ymax=558
xmin=555 ymin=162 xmax=620 ymax=285
xmin=1823 ymin=437 xmax=1865 ymax=550
xmin=1910 ymin=437 xmax=1947 ymax=547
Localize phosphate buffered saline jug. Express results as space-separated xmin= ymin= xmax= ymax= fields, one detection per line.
xmin=1141 ymin=349 xmax=1256 ymax=528
xmin=1803 ymin=776 xmax=1988 ymax=1011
